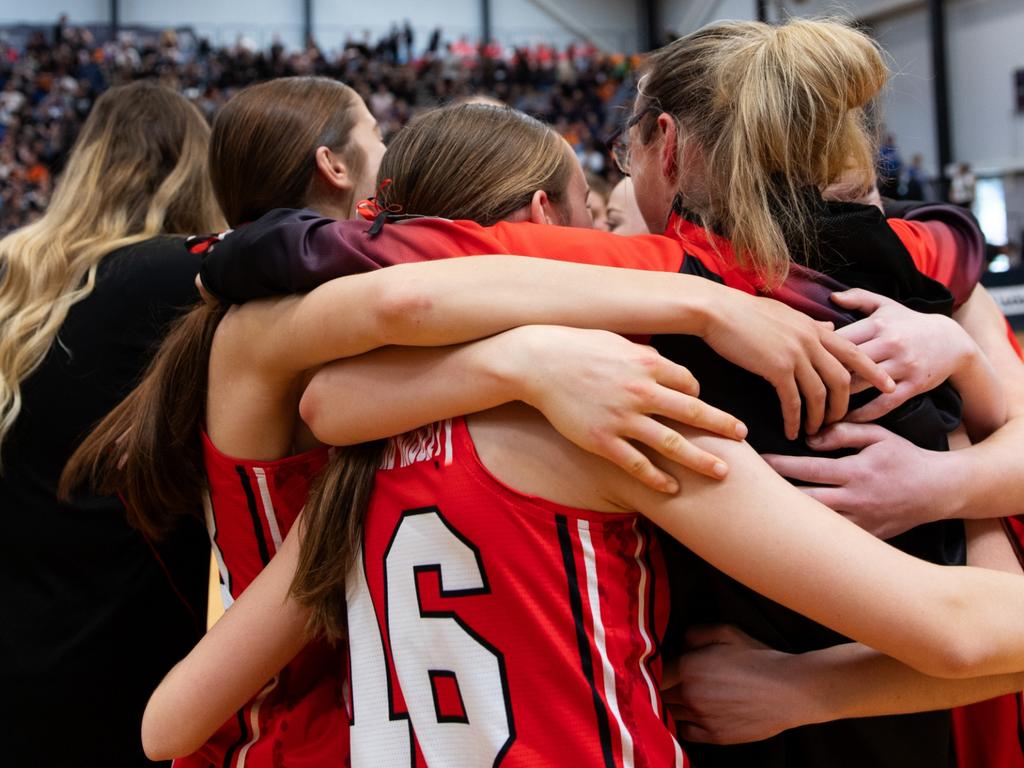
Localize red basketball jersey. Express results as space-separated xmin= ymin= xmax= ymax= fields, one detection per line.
xmin=347 ymin=417 xmax=684 ymax=767
xmin=174 ymin=434 xmax=350 ymax=768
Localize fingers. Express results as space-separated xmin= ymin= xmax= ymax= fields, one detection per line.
xmin=846 ymin=383 xmax=914 ymax=422
xmin=602 ymin=438 xmax=680 ymax=494
xmin=800 ymin=485 xmax=856 ymax=513
xmin=651 ymin=391 xmax=747 ymax=441
xmin=809 ymin=345 xmax=852 ymax=426
xmin=773 ymin=375 xmax=803 ymax=442
xmin=831 ymin=288 xmax=890 ymax=314
xmin=761 ymin=454 xmax=848 ymax=486
xmin=627 ymin=419 xmax=729 ymax=480
xmin=683 ymin=624 xmax=747 ymax=649
xmin=822 ymin=330 xmax=895 ymax=394
xmin=656 ymin=357 xmax=700 ymax=397
xmin=805 ymin=421 xmax=892 ymax=451
xmin=835 ymin=316 xmax=878 ymax=346
xmin=674 ymin=720 xmax=718 ymax=745
xmin=794 ymin=358 xmax=827 ymax=435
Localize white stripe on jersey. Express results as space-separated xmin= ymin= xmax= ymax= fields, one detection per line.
xmin=631 ymin=520 xmax=659 ymax=711
xmin=578 ymin=519 xmax=634 ymax=768
xmin=379 ymin=419 xmax=453 ymax=470
xmin=235 ymin=676 xmax=278 ymax=768
xmin=203 ymin=489 xmax=234 ymax=610
xmin=252 ymin=467 xmax=284 ymax=551
xmin=630 ymin=521 xmax=685 ymax=768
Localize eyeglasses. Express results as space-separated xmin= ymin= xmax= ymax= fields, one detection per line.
xmin=607 ymin=105 xmax=660 ymax=175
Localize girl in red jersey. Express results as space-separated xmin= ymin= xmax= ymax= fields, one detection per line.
xmin=65 ymin=80 xmax=889 ymax=768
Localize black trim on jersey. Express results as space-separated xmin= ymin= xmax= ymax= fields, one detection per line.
xmin=235 ymin=466 xmax=270 ymax=567
xmin=206 ymin=490 xmax=232 ymax=597
xmin=679 ymin=252 xmax=726 ymax=284
xmin=1017 ymin=692 xmax=1024 ymax=757
xmin=428 ymin=669 xmax=470 ymax=724
xmin=381 ymin=505 xmax=516 ymax=766
xmin=221 ymin=709 xmax=249 ymax=768
xmin=556 ymin=514 xmax=615 ymax=768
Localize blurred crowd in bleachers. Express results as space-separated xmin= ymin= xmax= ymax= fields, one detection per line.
xmin=0 ymin=17 xmax=643 ymax=234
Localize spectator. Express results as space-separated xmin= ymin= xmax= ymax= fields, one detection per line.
xmin=950 ymin=162 xmax=977 ymax=209
xmin=0 ymin=15 xmax=639 ymax=234
xmin=903 ymin=152 xmax=926 ymax=200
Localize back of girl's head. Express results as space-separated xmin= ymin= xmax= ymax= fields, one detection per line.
xmin=210 ymin=76 xmax=363 ymax=226
xmin=639 ymin=18 xmax=887 ymax=284
xmin=0 ymin=80 xmax=220 ymax=455
xmin=376 ymin=103 xmax=575 ymax=226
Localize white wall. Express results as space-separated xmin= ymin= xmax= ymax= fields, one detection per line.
xmin=491 ymin=0 xmax=640 ymax=53
xmin=121 ymin=0 xmax=305 ymax=49
xmin=1 ymin=0 xmax=643 ymax=52
xmin=661 ymin=0 xmax=756 ymax=36
xmin=0 ymin=0 xmax=107 ymax=25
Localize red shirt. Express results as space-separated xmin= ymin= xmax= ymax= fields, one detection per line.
xmin=174 ymin=436 xmax=349 ymax=768
xmin=350 ymin=417 xmax=682 ymax=767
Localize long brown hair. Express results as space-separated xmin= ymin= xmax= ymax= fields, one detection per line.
xmin=291 ymin=103 xmax=580 ymax=639
xmin=0 ymin=81 xmax=221 ymax=459
xmin=61 ymin=77 xmax=367 ymax=537
xmin=637 ymin=18 xmax=887 ymax=285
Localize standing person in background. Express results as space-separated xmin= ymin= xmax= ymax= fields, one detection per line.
xmin=903 ymin=153 xmax=927 ymax=200
xmin=877 ymin=132 xmax=903 ymax=199
xmin=951 ymin=162 xmax=977 ymax=209
xmin=0 ymin=82 xmax=223 ymax=767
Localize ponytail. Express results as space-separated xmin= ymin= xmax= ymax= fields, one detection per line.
xmin=60 ymin=302 xmax=226 ymax=539
xmin=290 ymin=441 xmax=386 ymax=641
xmin=640 ymin=18 xmax=888 ymax=285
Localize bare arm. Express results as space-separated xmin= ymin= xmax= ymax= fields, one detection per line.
xmin=142 ymin=527 xmax=311 ymax=761
xmin=223 ymin=255 xmax=890 ymax=437
xmin=663 ymin=625 xmax=1024 ymax=745
xmin=663 ymin=515 xmax=1024 ymax=744
xmin=300 ymin=326 xmax=748 ymax=489
xmin=604 ymin=428 xmax=1024 ymax=679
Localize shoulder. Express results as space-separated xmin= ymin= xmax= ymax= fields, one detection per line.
xmin=86 ymin=235 xmax=204 ymax=339
xmin=100 ymin=235 xmax=201 ymax=302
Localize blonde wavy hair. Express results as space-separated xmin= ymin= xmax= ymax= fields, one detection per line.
xmin=638 ymin=18 xmax=887 ymax=286
xmin=0 ymin=81 xmax=223 ymax=456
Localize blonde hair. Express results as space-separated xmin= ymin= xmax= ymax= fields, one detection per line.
xmin=639 ymin=18 xmax=887 ymax=285
xmin=376 ymin=103 xmax=576 ymax=226
xmin=0 ymin=81 xmax=223 ymax=455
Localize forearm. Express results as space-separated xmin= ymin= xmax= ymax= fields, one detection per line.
xmin=950 ymin=340 xmax=1007 ymax=442
xmin=284 ymin=256 xmax=720 ymax=372
xmin=141 ymin=530 xmax=311 ymax=760
xmin=782 ymin=643 xmax=1024 ymax=726
xmin=300 ymin=335 xmax=528 ymax=445
xmin=934 ymin=414 xmax=1024 ymax=520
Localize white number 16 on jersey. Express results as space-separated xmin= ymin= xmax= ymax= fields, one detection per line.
xmin=347 ymin=507 xmax=515 ymax=766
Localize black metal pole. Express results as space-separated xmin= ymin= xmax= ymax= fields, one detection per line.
xmin=481 ymin=0 xmax=492 ymax=44
xmin=756 ymin=0 xmax=769 ymax=23
xmin=109 ymin=0 xmax=119 ymax=41
xmin=303 ymin=0 xmax=313 ymax=47
xmin=638 ymin=0 xmax=663 ymax=50
xmin=929 ymin=0 xmax=953 ymax=199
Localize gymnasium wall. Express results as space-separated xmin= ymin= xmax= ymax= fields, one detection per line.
xmin=0 ymin=0 xmax=641 ymax=53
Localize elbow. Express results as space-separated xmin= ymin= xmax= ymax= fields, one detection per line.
xmin=905 ymin=588 xmax=993 ymax=679
xmin=141 ymin=700 xmax=196 ymax=762
xmin=298 ymin=380 xmax=332 ymax=444
xmin=372 ymin=272 xmax=436 ymax=341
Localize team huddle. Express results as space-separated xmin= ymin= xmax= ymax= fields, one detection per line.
xmin=3 ymin=16 xmax=1024 ymax=768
